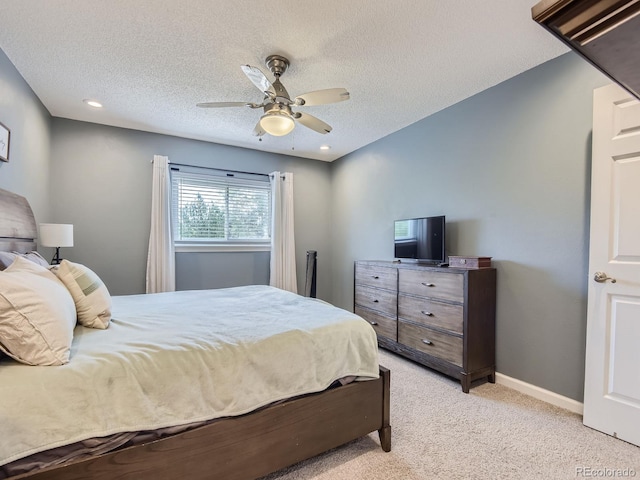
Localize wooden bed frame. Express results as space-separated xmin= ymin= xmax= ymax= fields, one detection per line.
xmin=0 ymin=188 xmax=391 ymax=479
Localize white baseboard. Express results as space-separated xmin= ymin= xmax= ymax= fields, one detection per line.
xmin=495 ymin=372 xmax=584 ymax=415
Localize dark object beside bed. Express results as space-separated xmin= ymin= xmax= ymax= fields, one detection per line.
xmin=0 ymin=188 xmax=391 ymax=479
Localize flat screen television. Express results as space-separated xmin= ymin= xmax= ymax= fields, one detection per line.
xmin=394 ymin=215 xmax=446 ymax=264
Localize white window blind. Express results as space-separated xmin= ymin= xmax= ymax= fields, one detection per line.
xmin=171 ymin=170 xmax=271 ymax=246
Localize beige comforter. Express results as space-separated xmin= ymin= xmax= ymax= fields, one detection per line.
xmin=0 ymin=285 xmax=379 ymax=466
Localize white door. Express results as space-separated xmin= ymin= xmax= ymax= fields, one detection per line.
xmin=583 ymin=83 xmax=640 ymax=446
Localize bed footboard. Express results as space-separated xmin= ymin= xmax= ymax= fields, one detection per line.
xmin=11 ymin=367 xmax=391 ymax=480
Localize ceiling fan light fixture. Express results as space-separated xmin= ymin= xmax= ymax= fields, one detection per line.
xmin=198 ymin=54 xmax=349 ymax=136
xmin=259 ymin=112 xmax=295 ymax=136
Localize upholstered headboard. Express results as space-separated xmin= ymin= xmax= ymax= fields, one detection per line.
xmin=0 ymin=188 xmax=37 ymax=253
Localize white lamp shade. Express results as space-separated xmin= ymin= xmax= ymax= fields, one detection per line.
xmin=259 ymin=112 xmax=295 ymax=136
xmin=39 ymin=224 xmax=74 ymax=248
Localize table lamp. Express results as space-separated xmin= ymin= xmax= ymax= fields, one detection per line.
xmin=39 ymin=223 xmax=74 ymax=265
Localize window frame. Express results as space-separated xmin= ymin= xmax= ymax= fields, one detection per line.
xmin=171 ymin=168 xmax=272 ymax=253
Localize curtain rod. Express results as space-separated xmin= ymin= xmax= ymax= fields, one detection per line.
xmin=167 ymin=162 xmax=271 ymax=178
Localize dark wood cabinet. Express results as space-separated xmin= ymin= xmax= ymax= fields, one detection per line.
xmin=354 ymin=260 xmax=496 ymax=393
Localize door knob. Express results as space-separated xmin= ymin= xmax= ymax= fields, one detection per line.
xmin=594 ymin=271 xmax=616 ymax=283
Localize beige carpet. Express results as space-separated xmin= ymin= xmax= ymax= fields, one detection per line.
xmin=263 ymin=350 xmax=640 ymax=480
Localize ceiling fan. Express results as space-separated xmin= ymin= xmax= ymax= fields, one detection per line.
xmin=197 ymin=55 xmax=350 ymax=137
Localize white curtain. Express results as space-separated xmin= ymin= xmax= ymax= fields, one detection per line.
xmin=146 ymin=155 xmax=175 ymax=293
xmin=269 ymin=171 xmax=297 ymax=293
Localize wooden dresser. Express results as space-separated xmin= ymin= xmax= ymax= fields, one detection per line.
xmin=354 ymin=260 xmax=496 ymax=393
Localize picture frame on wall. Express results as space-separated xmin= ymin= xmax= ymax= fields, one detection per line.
xmin=0 ymin=122 xmax=9 ymax=163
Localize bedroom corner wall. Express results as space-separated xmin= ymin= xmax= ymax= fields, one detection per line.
xmin=330 ymin=52 xmax=610 ymax=402
xmin=0 ymin=48 xmax=52 ymax=225
xmin=49 ymin=119 xmax=333 ymax=298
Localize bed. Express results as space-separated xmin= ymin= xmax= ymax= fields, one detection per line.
xmin=0 ymin=187 xmax=391 ymax=480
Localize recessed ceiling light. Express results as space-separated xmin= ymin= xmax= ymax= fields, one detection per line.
xmin=83 ymin=99 xmax=103 ymax=108
xmin=320 ymin=145 xmax=331 ymax=150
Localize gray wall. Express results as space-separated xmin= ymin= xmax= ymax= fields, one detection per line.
xmin=175 ymin=251 xmax=270 ymax=290
xmin=0 ymin=48 xmax=52 ymax=224
xmin=330 ymin=52 xmax=610 ymax=401
xmin=50 ymin=119 xmax=333 ymax=298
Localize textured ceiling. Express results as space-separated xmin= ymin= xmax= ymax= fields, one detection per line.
xmin=0 ymin=0 xmax=567 ymax=162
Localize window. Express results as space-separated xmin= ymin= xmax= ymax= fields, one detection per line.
xmin=171 ymin=169 xmax=271 ymax=251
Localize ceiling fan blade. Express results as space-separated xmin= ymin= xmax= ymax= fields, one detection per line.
xmin=241 ymin=65 xmax=276 ymax=97
xmin=295 ymin=112 xmax=332 ymax=134
xmin=294 ymin=88 xmax=350 ymax=106
xmin=196 ymin=101 xmax=261 ymax=108
xmin=252 ymin=120 xmax=266 ymax=137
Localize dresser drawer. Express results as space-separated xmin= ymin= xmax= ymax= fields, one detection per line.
xmin=398 ymin=320 xmax=463 ymax=366
xmin=398 ymin=294 xmax=463 ymax=335
xmin=399 ymin=269 xmax=463 ymax=303
xmin=355 ymin=305 xmax=397 ymax=341
xmin=355 ymin=263 xmax=397 ymax=291
xmin=354 ymin=284 xmax=397 ymax=317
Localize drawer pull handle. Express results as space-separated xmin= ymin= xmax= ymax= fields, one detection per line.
xmin=421 ymin=311 xmax=433 ymax=316
xmin=422 ymin=339 xmax=433 ymax=345
xmin=421 ymin=282 xmax=435 ymax=287
xmin=369 ymin=321 xmax=378 ymax=326
xmin=373 ymin=299 xmax=379 ymax=303
xmin=372 ymin=275 xmax=379 ymax=279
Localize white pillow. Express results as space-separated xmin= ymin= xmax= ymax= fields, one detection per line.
xmin=51 ymin=260 xmax=112 ymax=329
xmin=0 ymin=256 xmax=77 ymax=365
